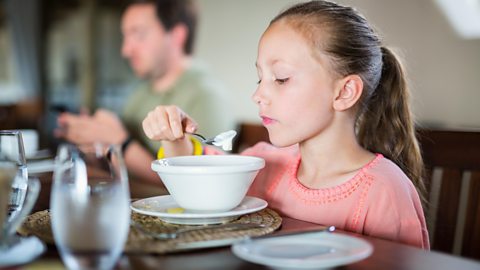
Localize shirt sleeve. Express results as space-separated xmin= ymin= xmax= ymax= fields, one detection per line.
xmin=187 ymin=83 xmax=234 ymax=139
xmin=363 ymin=182 xmax=428 ymax=249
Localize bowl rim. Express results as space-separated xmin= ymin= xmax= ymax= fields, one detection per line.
xmin=151 ymin=155 xmax=265 ymax=174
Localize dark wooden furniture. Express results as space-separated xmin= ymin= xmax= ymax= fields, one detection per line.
xmin=232 ymin=122 xmax=269 ymax=153
xmin=0 ymin=99 xmax=44 ymax=130
xmin=0 ymin=104 xmax=17 ymax=130
xmin=0 ymin=99 xmax=47 ymax=148
xmin=417 ymin=128 xmax=480 ymax=259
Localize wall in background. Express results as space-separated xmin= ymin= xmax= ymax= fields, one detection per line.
xmin=195 ymin=0 xmax=480 ymax=129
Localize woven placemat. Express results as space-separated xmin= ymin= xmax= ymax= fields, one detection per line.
xmin=18 ymin=208 xmax=282 ymax=254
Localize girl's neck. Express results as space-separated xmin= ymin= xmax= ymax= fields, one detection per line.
xmin=152 ymin=56 xmax=192 ymax=93
xmin=297 ymin=121 xmax=375 ymax=189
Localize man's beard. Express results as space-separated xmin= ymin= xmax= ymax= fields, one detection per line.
xmin=146 ymin=59 xmax=168 ymax=81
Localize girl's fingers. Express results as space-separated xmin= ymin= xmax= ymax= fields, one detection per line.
xmin=144 ymin=107 xmax=166 ymax=140
xmin=152 ymin=107 xmax=170 ymax=140
xmin=165 ymin=106 xmax=184 ymax=140
xmin=150 ymin=108 xmax=165 ymax=140
xmin=143 ymin=111 xmax=155 ymax=139
xmin=142 ymin=105 xmax=198 ymax=142
xmin=183 ymin=117 xmax=198 ymax=134
xmin=143 ymin=118 xmax=156 ymax=139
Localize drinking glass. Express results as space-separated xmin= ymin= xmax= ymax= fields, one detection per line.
xmin=0 ymin=130 xmax=28 ymax=218
xmin=0 ymin=130 xmax=40 ymax=249
xmin=51 ymin=143 xmax=130 ymax=270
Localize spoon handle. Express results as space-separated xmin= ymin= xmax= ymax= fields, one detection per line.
xmin=191 ymin=133 xmax=215 ymax=144
xmin=191 ymin=133 xmax=207 ymax=141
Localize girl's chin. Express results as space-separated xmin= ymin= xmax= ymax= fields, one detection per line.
xmin=268 ymin=135 xmax=297 ymax=148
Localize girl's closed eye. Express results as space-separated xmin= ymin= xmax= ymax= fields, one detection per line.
xmin=275 ymin=78 xmax=289 ymax=85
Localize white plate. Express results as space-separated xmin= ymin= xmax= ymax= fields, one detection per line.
xmin=131 ymin=195 xmax=268 ymax=225
xmin=231 ymin=232 xmax=373 ymax=270
xmin=27 ymin=159 xmax=56 ymax=174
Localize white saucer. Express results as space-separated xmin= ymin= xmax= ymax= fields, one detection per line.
xmin=131 ymin=195 xmax=268 ymax=225
xmin=231 ymin=232 xmax=373 ymax=269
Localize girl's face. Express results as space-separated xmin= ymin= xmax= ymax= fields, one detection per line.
xmin=253 ymin=21 xmax=340 ymax=147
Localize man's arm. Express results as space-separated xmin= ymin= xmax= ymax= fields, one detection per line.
xmin=55 ymin=109 xmax=168 ymax=192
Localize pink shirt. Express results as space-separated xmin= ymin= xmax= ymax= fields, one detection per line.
xmin=208 ymin=142 xmax=429 ymax=249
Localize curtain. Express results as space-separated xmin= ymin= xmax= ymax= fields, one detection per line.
xmin=4 ymin=0 xmax=40 ymax=100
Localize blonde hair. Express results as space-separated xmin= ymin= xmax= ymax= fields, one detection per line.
xmin=271 ymin=1 xmax=426 ymax=199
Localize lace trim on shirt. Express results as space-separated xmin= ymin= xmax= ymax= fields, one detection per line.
xmin=351 ymin=174 xmax=374 ymax=231
xmin=287 ymin=154 xmax=383 ymax=204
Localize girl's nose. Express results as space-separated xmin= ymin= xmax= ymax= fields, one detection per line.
xmin=252 ymin=92 xmax=261 ymax=104
xmin=252 ymin=88 xmax=270 ymax=105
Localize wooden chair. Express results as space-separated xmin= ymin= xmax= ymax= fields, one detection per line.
xmin=0 ymin=104 xmax=17 ymax=130
xmin=0 ymin=99 xmax=43 ymax=130
xmin=417 ymin=128 xmax=480 ymax=259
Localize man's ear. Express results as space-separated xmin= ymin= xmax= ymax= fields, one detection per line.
xmin=333 ymin=75 xmax=364 ymax=111
xmin=169 ymin=24 xmax=188 ymax=52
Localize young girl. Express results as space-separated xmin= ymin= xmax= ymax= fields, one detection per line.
xmin=142 ymin=0 xmax=429 ymax=249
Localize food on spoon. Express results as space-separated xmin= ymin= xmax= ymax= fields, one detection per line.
xmin=212 ymin=130 xmax=237 ymax=151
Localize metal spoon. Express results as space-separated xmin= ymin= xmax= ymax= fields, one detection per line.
xmin=192 ymin=130 xmax=237 ymax=151
xmin=131 ymin=221 xmax=265 ymax=240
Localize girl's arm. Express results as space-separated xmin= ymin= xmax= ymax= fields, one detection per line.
xmin=363 ymin=184 xmax=429 ymax=249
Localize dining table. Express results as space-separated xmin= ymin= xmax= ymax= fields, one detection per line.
xmin=16 ymin=171 xmax=480 ymax=270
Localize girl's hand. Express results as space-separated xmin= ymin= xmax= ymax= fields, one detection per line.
xmin=142 ymin=105 xmax=198 ymax=142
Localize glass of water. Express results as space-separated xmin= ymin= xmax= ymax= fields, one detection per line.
xmin=0 ymin=130 xmax=28 ymax=218
xmin=51 ymin=143 xmax=130 ymax=270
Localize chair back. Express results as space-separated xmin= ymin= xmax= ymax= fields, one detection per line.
xmin=418 ymin=128 xmax=480 ymax=259
xmin=232 ymin=122 xmax=270 ymax=153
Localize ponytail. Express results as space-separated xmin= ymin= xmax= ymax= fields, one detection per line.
xmin=357 ymin=47 xmax=425 ymax=200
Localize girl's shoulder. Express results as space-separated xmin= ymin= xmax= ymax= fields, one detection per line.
xmin=370 ymin=156 xmax=410 ymax=181
xmin=366 ymin=155 xmax=418 ymax=196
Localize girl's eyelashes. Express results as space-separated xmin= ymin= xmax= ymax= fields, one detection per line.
xmin=275 ymin=78 xmax=289 ymax=85
xmin=255 ymin=77 xmax=289 ymax=85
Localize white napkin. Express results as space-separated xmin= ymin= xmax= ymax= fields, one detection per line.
xmin=0 ymin=236 xmax=46 ymax=267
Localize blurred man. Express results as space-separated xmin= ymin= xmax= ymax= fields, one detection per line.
xmin=56 ymin=0 xmax=233 ymax=192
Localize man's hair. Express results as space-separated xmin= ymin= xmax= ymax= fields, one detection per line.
xmin=130 ymin=0 xmax=198 ymax=55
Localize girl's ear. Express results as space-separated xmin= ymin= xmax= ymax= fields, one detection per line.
xmin=333 ymin=75 xmax=364 ymax=111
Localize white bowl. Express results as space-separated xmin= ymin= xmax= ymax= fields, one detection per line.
xmin=151 ymin=155 xmax=265 ymax=213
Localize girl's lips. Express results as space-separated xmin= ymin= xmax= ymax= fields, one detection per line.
xmin=261 ymin=116 xmax=275 ymax=125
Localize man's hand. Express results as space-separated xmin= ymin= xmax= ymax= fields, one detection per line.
xmin=55 ymin=109 xmax=129 ymax=145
